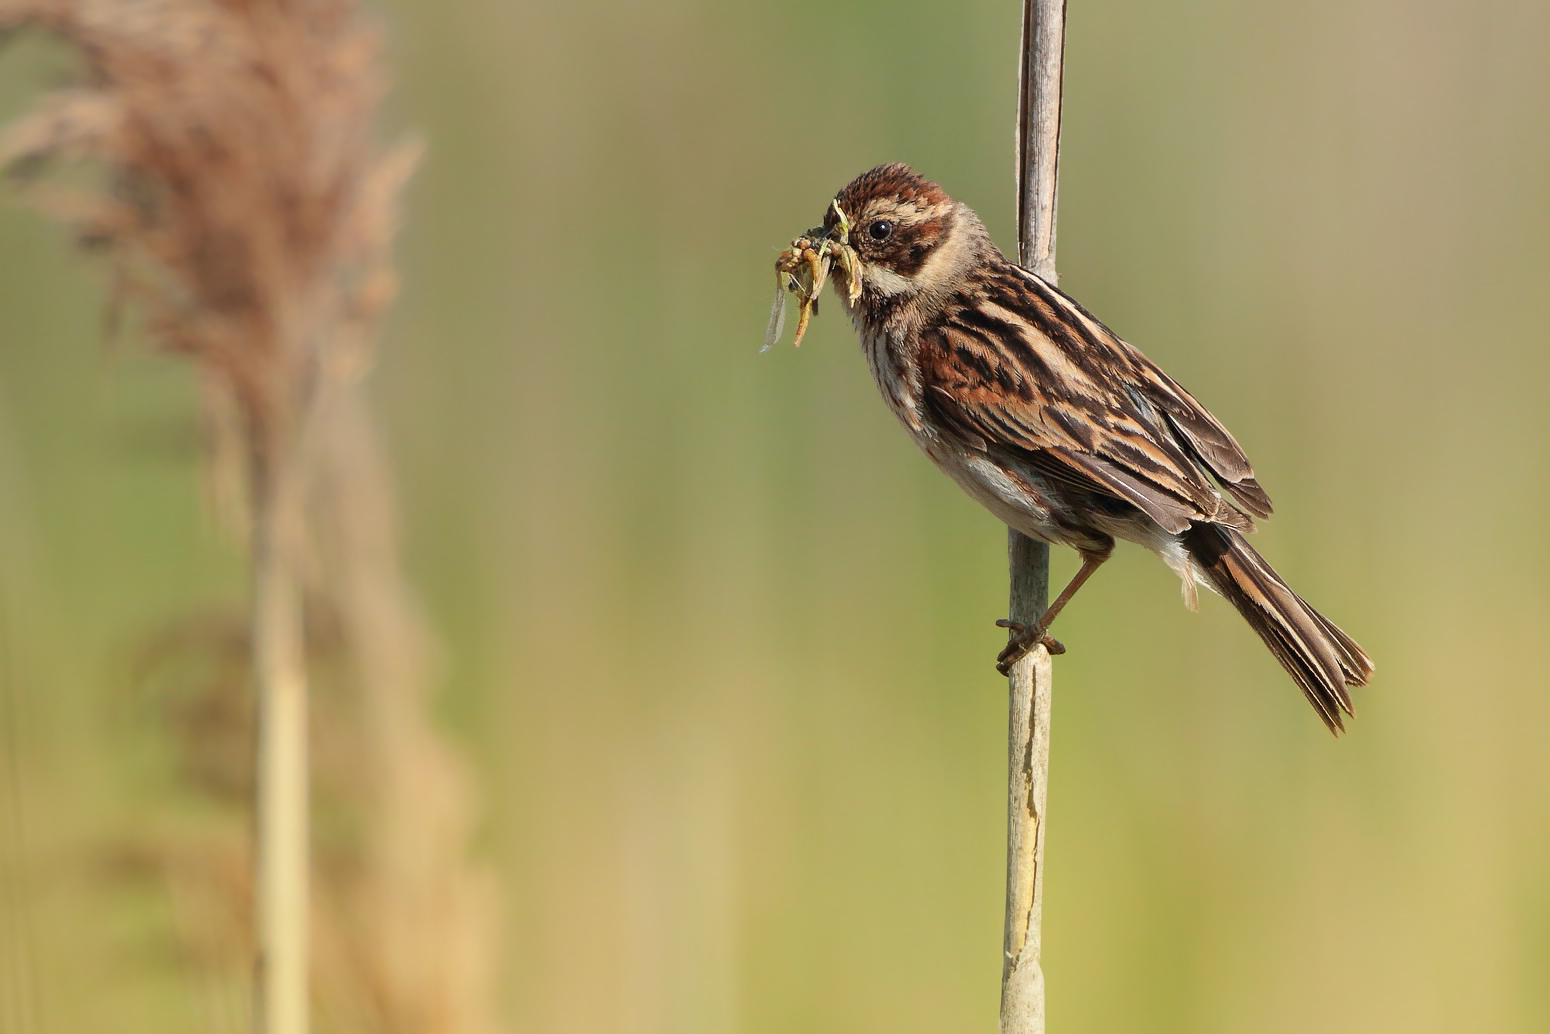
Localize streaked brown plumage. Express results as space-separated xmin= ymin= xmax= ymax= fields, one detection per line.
xmin=801 ymin=163 xmax=1372 ymax=733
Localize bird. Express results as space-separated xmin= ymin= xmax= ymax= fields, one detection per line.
xmin=781 ymin=162 xmax=1372 ymax=733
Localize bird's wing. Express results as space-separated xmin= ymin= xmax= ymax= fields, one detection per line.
xmin=918 ymin=266 xmax=1271 ymax=534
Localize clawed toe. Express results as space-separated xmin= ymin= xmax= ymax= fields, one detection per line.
xmin=994 ymin=619 xmax=1066 ymax=674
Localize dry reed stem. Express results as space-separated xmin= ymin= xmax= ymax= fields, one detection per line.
xmin=1002 ymin=2 xmax=1066 ymax=1032
xmin=251 ymin=447 xmax=309 ymax=1034
xmin=305 ymin=388 xmax=502 ymax=1034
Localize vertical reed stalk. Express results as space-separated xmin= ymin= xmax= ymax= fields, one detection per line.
xmin=250 ymin=440 xmax=309 ymax=1034
xmin=1001 ymin=2 xmax=1066 ymax=1032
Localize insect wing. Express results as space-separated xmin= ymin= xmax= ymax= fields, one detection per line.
xmin=761 ymin=278 xmax=788 ymax=352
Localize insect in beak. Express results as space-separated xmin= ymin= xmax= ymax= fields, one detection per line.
xmin=762 ymin=200 xmax=863 ymax=352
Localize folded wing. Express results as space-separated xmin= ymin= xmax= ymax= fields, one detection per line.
xmin=920 ymin=266 xmax=1272 ymax=533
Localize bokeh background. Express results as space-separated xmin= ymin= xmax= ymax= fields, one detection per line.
xmin=3 ymin=0 xmax=1549 ymax=1031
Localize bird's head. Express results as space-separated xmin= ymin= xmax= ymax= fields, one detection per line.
xmin=820 ymin=163 xmax=990 ymax=311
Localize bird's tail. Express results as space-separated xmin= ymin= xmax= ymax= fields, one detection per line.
xmin=1182 ymin=523 xmax=1373 ymax=734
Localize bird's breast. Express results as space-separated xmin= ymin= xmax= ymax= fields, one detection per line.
xmin=856 ymin=322 xmax=927 ymax=437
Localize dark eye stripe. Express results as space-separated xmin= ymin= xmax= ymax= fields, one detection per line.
xmin=883 ymin=224 xmax=943 ymax=276
xmin=873 ymin=210 xmax=955 ymax=276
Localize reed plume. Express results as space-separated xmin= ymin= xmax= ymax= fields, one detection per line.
xmin=2 ymin=1 xmax=498 ymax=1031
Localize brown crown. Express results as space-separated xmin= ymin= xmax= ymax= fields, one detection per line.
xmin=831 ymin=163 xmax=950 ymax=221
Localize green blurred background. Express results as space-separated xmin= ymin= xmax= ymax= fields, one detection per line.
xmin=3 ymin=0 xmax=1549 ymax=1031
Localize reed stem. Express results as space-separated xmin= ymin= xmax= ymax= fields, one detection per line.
xmin=250 ymin=440 xmax=309 ymax=1034
xmin=1001 ymin=2 xmax=1066 ymax=1032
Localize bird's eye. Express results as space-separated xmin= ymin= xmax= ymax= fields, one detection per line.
xmin=867 ymin=220 xmax=893 ymax=241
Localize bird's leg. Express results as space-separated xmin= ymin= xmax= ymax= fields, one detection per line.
xmin=996 ymin=549 xmax=1111 ymax=675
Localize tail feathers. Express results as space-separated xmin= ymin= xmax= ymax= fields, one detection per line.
xmin=1183 ymin=523 xmax=1374 ymax=735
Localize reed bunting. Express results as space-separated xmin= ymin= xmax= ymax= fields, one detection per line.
xmin=772 ymin=163 xmax=1372 ymax=733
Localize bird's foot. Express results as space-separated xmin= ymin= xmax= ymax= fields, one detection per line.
xmin=995 ymin=619 xmax=1065 ymax=675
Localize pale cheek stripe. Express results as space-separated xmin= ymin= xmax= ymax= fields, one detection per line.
xmin=863 ymin=265 xmax=914 ymax=296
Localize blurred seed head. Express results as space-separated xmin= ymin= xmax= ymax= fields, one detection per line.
xmin=0 ymin=0 xmax=419 ymax=438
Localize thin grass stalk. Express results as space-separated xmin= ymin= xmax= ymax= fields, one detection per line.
xmin=0 ymin=611 xmax=44 ymax=1034
xmin=306 ymin=383 xmax=503 ymax=1034
xmin=250 ymin=438 xmax=309 ymax=1034
xmin=1001 ymin=2 xmax=1066 ymax=1032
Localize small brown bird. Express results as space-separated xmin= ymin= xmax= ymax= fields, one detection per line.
xmin=780 ymin=163 xmax=1372 ymax=732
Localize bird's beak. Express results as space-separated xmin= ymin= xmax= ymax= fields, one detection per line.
xmin=806 ymin=198 xmax=853 ymax=250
